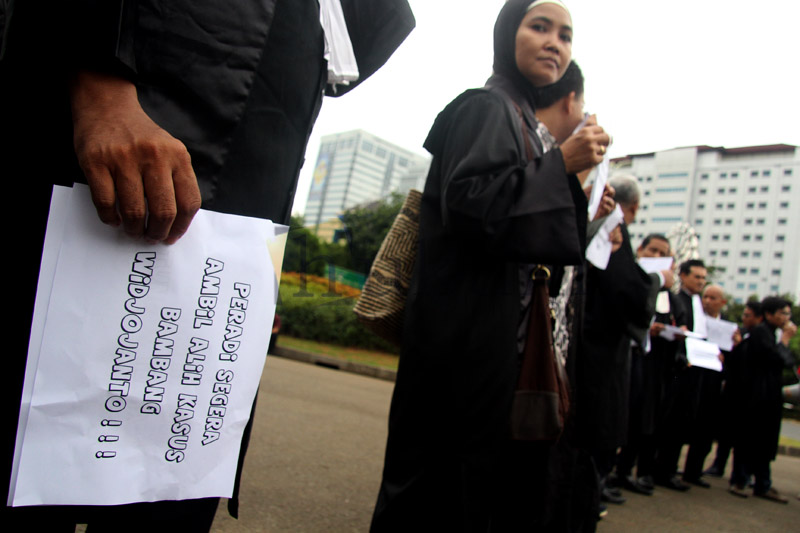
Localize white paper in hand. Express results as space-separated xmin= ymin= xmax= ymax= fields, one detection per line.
xmin=11 ymin=184 xmax=284 ymax=507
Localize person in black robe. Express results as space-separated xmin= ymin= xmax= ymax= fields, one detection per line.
xmin=728 ymin=297 xmax=796 ymax=502
xmin=615 ymin=233 xmax=684 ymax=495
xmin=370 ymin=1 xmax=611 ymax=530
xmin=1 ymin=1 xmax=414 ymax=530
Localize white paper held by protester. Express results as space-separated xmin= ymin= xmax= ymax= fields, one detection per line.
xmin=685 ymin=337 xmax=723 ymax=372
xmin=705 ymin=319 xmax=739 ymax=352
xmin=11 ymin=184 xmax=284 ymax=507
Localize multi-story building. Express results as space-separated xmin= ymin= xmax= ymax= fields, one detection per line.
xmin=304 ymin=129 xmax=430 ymax=230
xmin=612 ymin=144 xmax=799 ymax=302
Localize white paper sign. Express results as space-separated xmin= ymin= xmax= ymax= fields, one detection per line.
xmin=658 ymin=324 xmax=704 ymax=341
xmin=637 ymin=257 xmax=673 ymax=274
xmin=685 ymin=337 xmax=723 ymax=372
xmin=586 ymin=204 xmax=624 ymax=270
xmin=10 ymin=184 xmax=285 ymax=507
xmin=705 ymin=318 xmax=739 ymax=352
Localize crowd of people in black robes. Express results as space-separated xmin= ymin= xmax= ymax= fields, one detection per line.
xmin=372 ymin=2 xmax=799 ymax=530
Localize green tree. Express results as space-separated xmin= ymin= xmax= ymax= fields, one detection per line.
xmin=337 ymin=192 xmax=405 ymax=275
xmin=282 ymin=215 xmax=325 ymax=276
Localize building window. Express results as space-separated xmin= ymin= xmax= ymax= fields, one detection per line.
xmin=375 ymin=147 xmax=387 ymax=158
xmin=744 ymin=218 xmax=753 ymax=225
xmin=717 ymin=188 xmax=726 ymax=194
xmin=758 ymin=202 xmax=767 ymax=208
xmin=398 ymin=157 xmax=409 ymax=167
xmin=658 ymin=172 xmax=689 ymax=178
xmin=740 ymin=251 xmax=749 ymax=257
xmin=780 ymin=201 xmax=789 ymax=208
xmin=651 ymin=217 xmax=682 ymax=222
xmin=698 ymin=203 xmax=705 ymax=209
xmin=731 ymin=172 xmax=739 ymax=178
xmin=760 ymin=186 xmax=769 ymax=193
xmin=742 ymin=234 xmax=751 ymax=241
xmin=753 ymin=251 xmax=761 ymax=258
xmin=654 ymin=201 xmax=685 ymax=207
xmin=646 ymin=176 xmax=653 ymax=182
xmin=694 ymin=219 xmax=703 ymax=225
xmin=748 ymin=283 xmax=757 ymax=291
xmin=655 ymin=187 xmax=688 ymax=193
xmin=724 ymin=219 xmax=733 ymax=225
xmin=723 ymin=234 xmax=731 ymax=241
xmin=775 ymin=251 xmax=783 ymax=259
xmin=784 ymin=168 xmax=793 ymax=176
xmin=756 ymin=219 xmax=765 ymax=225
xmin=713 ymin=219 xmax=721 ymax=225
xmin=637 ymin=176 xmax=644 ymax=182
xmin=746 ymin=202 xmax=755 ymax=209
xmin=709 ymin=250 xmax=718 ymax=256
xmin=777 ymin=235 xmax=785 ymax=242
xmin=715 ymin=203 xmax=724 ymax=209
xmin=701 ymin=173 xmax=709 ymax=180
xmin=750 ymin=268 xmax=759 ymax=275
xmin=728 ymin=187 xmax=737 ymax=193
xmin=751 ymin=170 xmax=759 ymax=177
xmin=721 ymin=250 xmax=729 ymax=257
xmin=748 ymin=187 xmax=756 ymax=193
xmin=727 ymin=203 xmax=735 ymax=209
xmin=763 ymin=170 xmax=771 ymax=177
xmin=755 ymin=235 xmax=763 ymax=241
xmin=770 ymin=285 xmax=779 ymax=292
xmin=717 ymin=267 xmax=727 ymax=273
xmin=699 ymin=188 xmax=707 ymax=195
xmin=711 ymin=234 xmax=720 ymax=241
xmin=736 ymin=282 xmax=745 ymax=289
xmin=771 ymin=269 xmax=781 ymax=276
xmin=737 ymin=267 xmax=746 ymax=274
xmin=362 ymin=141 xmax=374 ymax=153
xmin=778 ymin=218 xmax=787 ymax=225
xmin=782 ymin=185 xmax=791 ymax=192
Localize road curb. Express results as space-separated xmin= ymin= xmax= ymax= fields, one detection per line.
xmin=271 ymin=346 xmax=397 ymax=382
xmin=270 ymin=346 xmax=800 ymax=457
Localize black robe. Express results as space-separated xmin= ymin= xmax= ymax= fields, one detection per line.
xmin=736 ymin=322 xmax=795 ymax=461
xmin=576 ymin=225 xmax=659 ymax=451
xmin=1 ymin=0 xmax=414 ymax=523
xmin=371 ymin=76 xmax=587 ymax=532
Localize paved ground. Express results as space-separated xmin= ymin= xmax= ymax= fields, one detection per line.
xmin=211 ymin=356 xmax=800 ymax=532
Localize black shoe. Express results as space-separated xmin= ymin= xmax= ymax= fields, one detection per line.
xmin=601 ymin=487 xmax=627 ymax=505
xmin=621 ymin=475 xmax=654 ymax=496
xmin=655 ymin=475 xmax=691 ymax=492
xmin=638 ymin=475 xmax=655 ymax=490
xmin=703 ymin=465 xmax=724 ymax=478
xmin=606 ymin=486 xmax=623 ymax=498
xmin=684 ymin=476 xmax=711 ymax=488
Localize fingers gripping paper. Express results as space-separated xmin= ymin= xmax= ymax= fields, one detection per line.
xmin=10 ymin=185 xmax=286 ymax=507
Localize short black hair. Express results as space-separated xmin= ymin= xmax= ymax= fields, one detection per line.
xmin=761 ymin=296 xmax=791 ymax=315
xmin=532 ymin=61 xmax=584 ymax=110
xmin=745 ymin=301 xmax=763 ymax=317
xmin=679 ymin=259 xmax=705 ymax=276
xmin=640 ymin=233 xmax=670 ymax=250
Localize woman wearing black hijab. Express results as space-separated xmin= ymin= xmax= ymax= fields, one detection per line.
xmin=371 ymin=2 xmax=610 ymax=531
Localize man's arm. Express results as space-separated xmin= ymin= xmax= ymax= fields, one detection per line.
xmin=70 ymin=70 xmax=201 ymax=243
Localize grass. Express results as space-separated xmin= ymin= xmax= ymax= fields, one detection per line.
xmin=276 ymin=335 xmax=400 ymax=371
xmin=779 ymin=435 xmax=800 ymax=448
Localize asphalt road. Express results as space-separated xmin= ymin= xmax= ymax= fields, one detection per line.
xmin=211 ymin=356 xmax=800 ymax=532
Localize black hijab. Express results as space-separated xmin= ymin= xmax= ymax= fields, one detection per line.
xmin=492 ymin=0 xmax=540 ymax=107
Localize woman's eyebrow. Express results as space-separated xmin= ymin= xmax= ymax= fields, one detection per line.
xmin=528 ymin=16 xmax=573 ymax=34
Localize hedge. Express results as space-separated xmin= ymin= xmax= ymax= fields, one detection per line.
xmin=277 ymin=272 xmax=399 ymax=353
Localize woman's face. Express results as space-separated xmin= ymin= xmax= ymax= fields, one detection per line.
xmin=515 ymin=4 xmax=573 ymax=87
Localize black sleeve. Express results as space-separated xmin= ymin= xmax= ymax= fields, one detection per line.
xmin=434 ymin=91 xmax=587 ymax=265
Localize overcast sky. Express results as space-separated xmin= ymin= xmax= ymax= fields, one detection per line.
xmin=292 ymin=0 xmax=800 ymax=215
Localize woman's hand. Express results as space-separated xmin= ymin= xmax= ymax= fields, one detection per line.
xmin=559 ymin=114 xmax=610 ymax=175
xmin=71 ymin=71 xmax=201 ymax=244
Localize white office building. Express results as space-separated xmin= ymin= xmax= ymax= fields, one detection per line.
xmin=304 ymin=129 xmax=430 ymax=229
xmin=612 ymin=144 xmax=799 ymax=302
